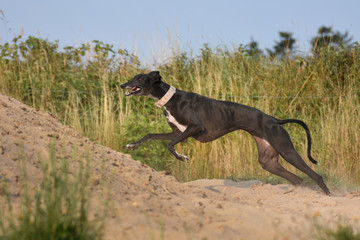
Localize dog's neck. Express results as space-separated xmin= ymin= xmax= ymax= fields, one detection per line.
xmin=155 ymin=85 xmax=176 ymax=108
xmin=149 ymin=82 xmax=176 ymax=107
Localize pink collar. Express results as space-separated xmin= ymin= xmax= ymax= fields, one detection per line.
xmin=155 ymin=85 xmax=176 ymax=108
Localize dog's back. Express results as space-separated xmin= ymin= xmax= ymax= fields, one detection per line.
xmin=166 ymin=89 xmax=275 ymax=141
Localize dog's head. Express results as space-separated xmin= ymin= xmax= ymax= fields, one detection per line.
xmin=121 ymin=71 xmax=161 ymax=97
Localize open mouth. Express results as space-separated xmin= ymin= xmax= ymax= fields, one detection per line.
xmin=125 ymin=86 xmax=142 ymax=96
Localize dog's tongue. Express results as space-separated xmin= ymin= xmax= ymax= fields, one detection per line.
xmin=132 ymin=86 xmax=137 ymax=91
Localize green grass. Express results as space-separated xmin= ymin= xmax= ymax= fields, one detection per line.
xmin=0 ymin=143 xmax=106 ymax=240
xmin=316 ymin=224 xmax=360 ymax=240
xmin=1 ymin=35 xmax=359 ymax=187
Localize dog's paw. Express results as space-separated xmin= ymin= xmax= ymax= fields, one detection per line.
xmin=125 ymin=143 xmax=140 ymax=150
xmin=178 ymin=154 xmax=189 ymax=163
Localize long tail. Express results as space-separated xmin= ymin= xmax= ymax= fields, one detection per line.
xmin=277 ymin=119 xmax=318 ymax=165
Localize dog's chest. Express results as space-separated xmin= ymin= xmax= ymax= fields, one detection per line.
xmin=164 ymin=107 xmax=187 ymax=132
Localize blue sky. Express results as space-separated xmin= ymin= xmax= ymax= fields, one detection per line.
xmin=1 ymin=0 xmax=359 ymax=64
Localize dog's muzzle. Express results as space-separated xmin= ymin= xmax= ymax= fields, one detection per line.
xmin=121 ymin=83 xmax=142 ymax=96
xmin=125 ymin=86 xmax=142 ymax=96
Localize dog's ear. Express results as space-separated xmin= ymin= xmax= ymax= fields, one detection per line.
xmin=149 ymin=71 xmax=161 ymax=83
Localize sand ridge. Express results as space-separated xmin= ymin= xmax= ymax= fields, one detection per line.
xmin=0 ymin=93 xmax=359 ymax=240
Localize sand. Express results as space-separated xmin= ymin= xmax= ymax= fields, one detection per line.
xmin=1 ymin=92 xmax=359 ymax=240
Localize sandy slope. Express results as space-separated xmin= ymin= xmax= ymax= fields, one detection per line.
xmin=0 ymin=92 xmax=359 ymax=240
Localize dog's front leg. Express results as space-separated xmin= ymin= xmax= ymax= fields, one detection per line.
xmin=167 ymin=125 xmax=203 ymax=162
xmin=125 ymin=132 xmax=179 ymax=150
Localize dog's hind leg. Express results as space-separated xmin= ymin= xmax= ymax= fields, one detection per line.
xmin=268 ymin=126 xmax=330 ymax=195
xmin=253 ymin=136 xmax=304 ymax=185
xmin=280 ymin=150 xmax=330 ymax=195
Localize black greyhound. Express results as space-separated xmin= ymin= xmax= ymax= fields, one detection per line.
xmin=121 ymin=71 xmax=330 ymax=195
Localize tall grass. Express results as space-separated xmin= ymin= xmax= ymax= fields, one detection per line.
xmin=0 ymin=35 xmax=359 ymax=186
xmin=166 ymin=46 xmax=360 ymax=184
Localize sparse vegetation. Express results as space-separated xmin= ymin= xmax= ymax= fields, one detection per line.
xmin=0 ymin=144 xmax=106 ymax=240
xmin=316 ymin=224 xmax=360 ymax=240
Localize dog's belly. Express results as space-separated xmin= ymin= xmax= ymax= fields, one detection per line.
xmin=192 ymin=128 xmax=239 ymax=142
xmin=164 ymin=108 xmax=187 ymax=132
